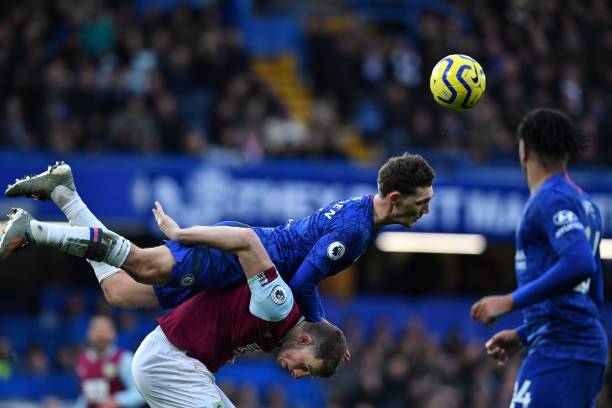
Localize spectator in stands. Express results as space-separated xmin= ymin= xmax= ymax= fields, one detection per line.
xmin=24 ymin=343 xmax=50 ymax=376
xmin=1 ymin=0 xmax=609 ymax=163
xmin=75 ymin=315 xmax=144 ymax=408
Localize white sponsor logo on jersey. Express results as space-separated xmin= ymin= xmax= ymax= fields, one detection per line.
xmin=271 ymin=285 xmax=288 ymax=305
xmin=235 ymin=343 xmax=262 ymax=354
xmin=515 ymin=250 xmax=526 ymax=270
xmin=327 ymin=241 xmax=346 ymax=260
xmin=552 ymin=210 xmax=578 ymax=225
xmin=554 ymin=222 xmax=584 ymax=238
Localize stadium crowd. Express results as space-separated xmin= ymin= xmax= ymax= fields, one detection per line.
xmin=1 ymin=0 xmax=612 ymax=163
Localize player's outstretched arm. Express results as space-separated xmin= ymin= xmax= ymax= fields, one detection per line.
xmin=511 ymin=239 xmax=596 ymax=309
xmin=289 ymin=260 xmax=326 ymax=322
xmin=153 ymin=201 xmax=272 ymax=278
xmin=154 ymin=200 xmax=296 ymax=323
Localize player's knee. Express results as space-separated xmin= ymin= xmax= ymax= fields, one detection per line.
xmin=133 ymin=263 xmax=167 ymax=285
xmin=102 ymin=284 xmax=125 ymax=308
xmin=101 ymin=279 xmax=130 ymax=308
xmin=128 ymin=248 xmax=170 ymax=285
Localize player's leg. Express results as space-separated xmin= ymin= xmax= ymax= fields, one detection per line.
xmin=0 ymin=208 xmax=174 ymax=285
xmin=5 ymin=162 xmax=126 ymax=283
xmin=511 ymin=354 xmax=605 ymax=408
xmin=132 ymin=326 xmax=232 ymax=408
xmin=100 ymin=272 xmax=160 ymax=308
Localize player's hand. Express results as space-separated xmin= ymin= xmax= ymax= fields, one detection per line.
xmin=485 ymin=329 xmax=523 ymax=366
xmin=470 ymin=294 xmax=514 ymax=326
xmin=152 ymin=201 xmax=181 ymax=240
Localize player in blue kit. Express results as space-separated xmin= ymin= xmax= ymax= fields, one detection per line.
xmin=1 ymin=153 xmax=435 ymax=324
xmin=471 ymin=108 xmax=607 ymax=407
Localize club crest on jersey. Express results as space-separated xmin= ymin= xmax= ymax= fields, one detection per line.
xmin=102 ymin=362 xmax=117 ymax=379
xmin=271 ymin=285 xmax=287 ymax=305
xmin=553 ymin=210 xmax=578 ymax=225
xmin=180 ymin=273 xmax=195 ymax=287
xmin=327 ymin=241 xmax=346 ymax=260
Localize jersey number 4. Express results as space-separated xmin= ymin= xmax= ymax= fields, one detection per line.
xmin=510 ymin=379 xmax=532 ymax=407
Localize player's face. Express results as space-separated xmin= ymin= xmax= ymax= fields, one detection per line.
xmin=393 ymin=186 xmax=434 ymax=227
xmin=276 ymin=348 xmax=324 ymax=379
xmin=87 ymin=317 xmax=116 ymax=352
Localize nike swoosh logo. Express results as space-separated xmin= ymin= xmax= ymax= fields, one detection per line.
xmin=470 ymin=63 xmax=479 ymax=83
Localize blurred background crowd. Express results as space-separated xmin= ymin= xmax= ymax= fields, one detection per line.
xmin=5 ymin=290 xmax=612 ymax=408
xmin=1 ymin=0 xmax=612 ymax=163
xmin=1 ymin=0 xmax=612 ymax=407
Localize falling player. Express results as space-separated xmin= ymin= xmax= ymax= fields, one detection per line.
xmin=471 ymin=108 xmax=606 ymax=407
xmin=1 ymin=153 xmax=434 ymax=325
xmin=131 ymin=205 xmax=346 ymax=407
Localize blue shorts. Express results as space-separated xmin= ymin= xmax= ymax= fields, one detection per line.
xmin=511 ymin=353 xmax=605 ymax=408
xmin=153 ymin=221 xmax=250 ymax=309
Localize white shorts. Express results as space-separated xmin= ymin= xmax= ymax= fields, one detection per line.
xmin=132 ymin=326 xmax=235 ymax=408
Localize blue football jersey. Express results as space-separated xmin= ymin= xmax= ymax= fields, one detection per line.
xmin=515 ymin=171 xmax=607 ymax=365
xmin=254 ymin=194 xmax=378 ymax=280
xmin=155 ymin=195 xmax=378 ymax=310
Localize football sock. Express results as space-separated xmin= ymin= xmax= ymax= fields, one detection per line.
xmin=54 ymin=189 xmax=120 ymax=282
xmin=29 ymin=221 xmax=131 ymax=268
xmin=50 ymin=185 xmax=77 ymax=210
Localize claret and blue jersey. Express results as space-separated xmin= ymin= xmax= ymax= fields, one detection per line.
xmin=514 ymin=171 xmax=607 ymax=365
xmin=154 ymin=194 xmax=379 ymax=322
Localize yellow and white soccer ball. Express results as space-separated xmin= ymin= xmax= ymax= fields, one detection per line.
xmin=430 ymin=54 xmax=486 ymax=111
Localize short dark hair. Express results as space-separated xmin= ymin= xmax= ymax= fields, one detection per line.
xmin=516 ymin=108 xmax=588 ymax=166
xmin=303 ymin=321 xmax=347 ymax=378
xmin=377 ymin=153 xmax=436 ymax=197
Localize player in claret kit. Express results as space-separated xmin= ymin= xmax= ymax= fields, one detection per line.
xmin=471 ymin=108 xmax=607 ymax=407
xmin=1 ymin=152 xmax=434 ymax=325
xmin=75 ymin=315 xmax=144 ymax=408
xmin=131 ymin=204 xmax=346 ymax=407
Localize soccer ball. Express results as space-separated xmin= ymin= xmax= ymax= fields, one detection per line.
xmin=429 ymin=54 xmax=486 ymax=111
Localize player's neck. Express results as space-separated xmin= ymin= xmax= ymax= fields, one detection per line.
xmin=282 ymin=322 xmax=303 ymax=341
xmin=372 ymin=194 xmax=388 ymax=229
xmin=527 ymin=163 xmax=564 ymax=193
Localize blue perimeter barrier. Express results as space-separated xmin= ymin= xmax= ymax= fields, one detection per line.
xmin=1 ymin=151 xmax=612 ymax=241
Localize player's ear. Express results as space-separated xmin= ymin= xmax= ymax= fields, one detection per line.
xmin=297 ymin=334 xmax=314 ymax=346
xmin=518 ymin=138 xmax=528 ymax=162
xmin=387 ymin=191 xmax=401 ymax=205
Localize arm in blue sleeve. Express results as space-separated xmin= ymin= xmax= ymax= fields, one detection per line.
xmin=114 ymin=351 xmax=145 ymax=407
xmin=512 ymin=239 xmax=596 ymax=309
xmin=316 ymin=286 xmax=325 ymax=320
xmin=515 ymin=324 xmax=529 ymax=346
xmin=289 ymin=260 xmax=326 ymax=322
